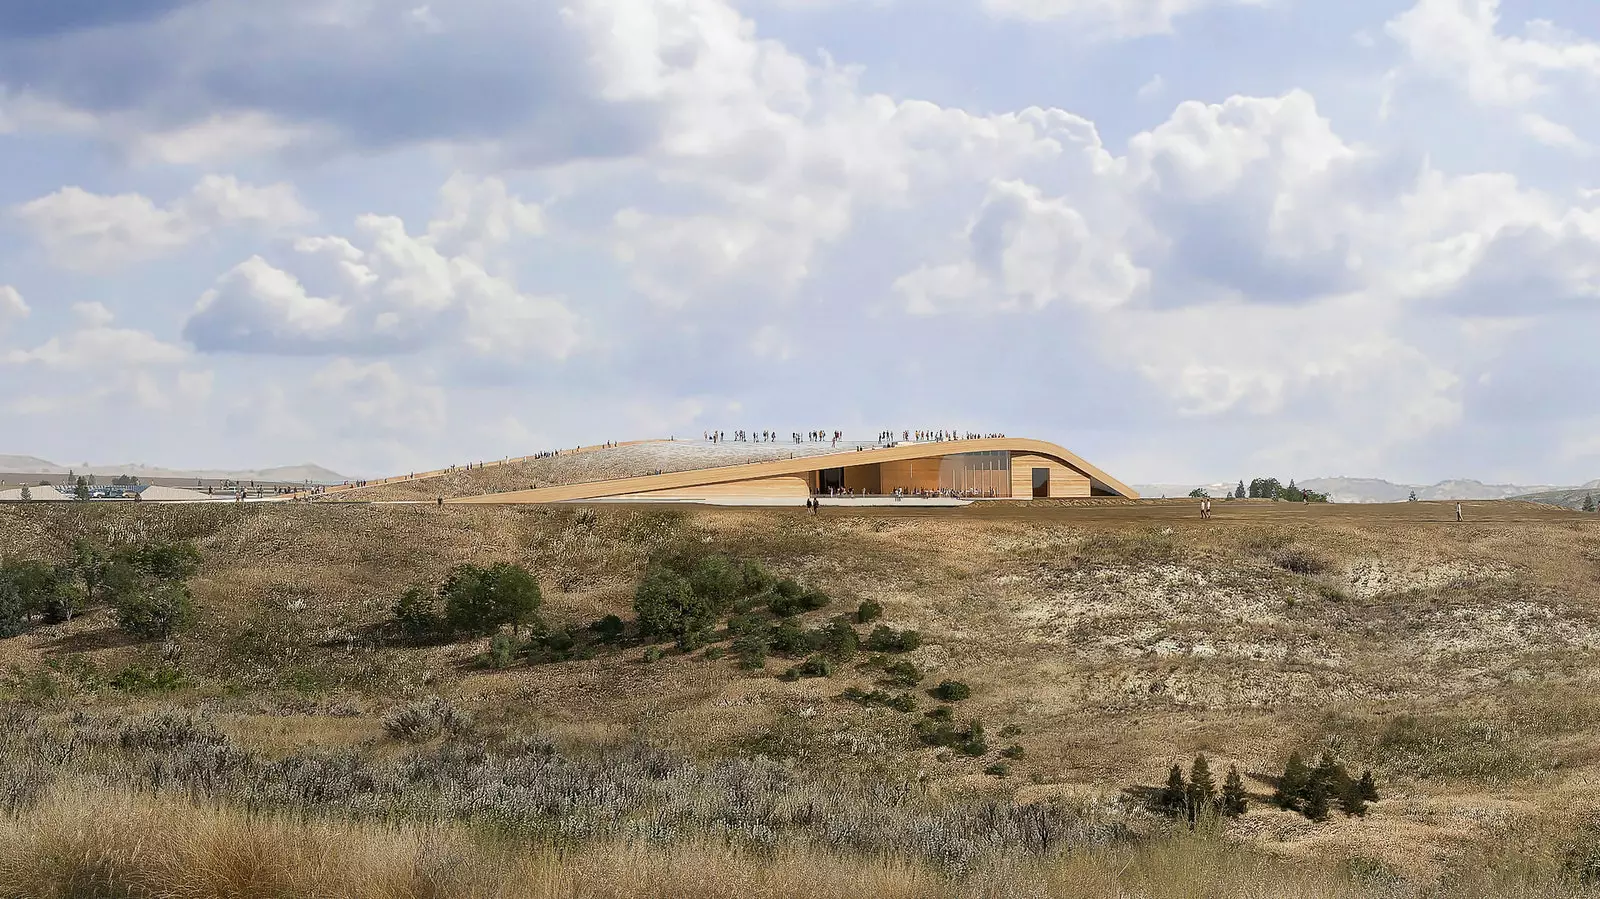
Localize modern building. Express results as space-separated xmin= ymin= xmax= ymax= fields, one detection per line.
xmin=450 ymin=437 xmax=1137 ymax=505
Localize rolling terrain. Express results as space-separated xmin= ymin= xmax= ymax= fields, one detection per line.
xmin=0 ymin=499 xmax=1597 ymax=897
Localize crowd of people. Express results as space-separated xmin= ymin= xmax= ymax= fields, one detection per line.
xmin=702 ymin=429 xmax=1008 ymax=447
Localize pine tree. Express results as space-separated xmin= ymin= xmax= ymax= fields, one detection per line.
xmin=1160 ymin=764 xmax=1188 ymax=815
xmin=1584 ymin=494 xmax=1596 ymax=513
xmin=1358 ymin=769 xmax=1379 ymax=802
xmin=19 ymin=485 xmax=30 ymax=501
xmin=1222 ymin=764 xmax=1249 ymax=817
xmin=1187 ymin=754 xmax=1217 ymax=821
xmin=1340 ymin=780 xmax=1368 ymax=817
xmin=1408 ymin=490 xmax=1418 ymax=502
xmin=1311 ymin=750 xmax=1350 ymax=800
xmin=1304 ymin=780 xmax=1330 ymax=822
xmin=1235 ymin=480 xmax=1246 ymax=499
xmin=1274 ymin=752 xmax=1309 ymax=810
xmin=74 ymin=476 xmax=90 ymax=502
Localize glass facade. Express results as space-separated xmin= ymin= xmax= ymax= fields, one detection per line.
xmin=938 ymin=452 xmax=1011 ymax=497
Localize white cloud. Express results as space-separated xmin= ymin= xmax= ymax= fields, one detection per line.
xmin=3 ymin=302 xmax=186 ymax=371
xmin=979 ymin=0 xmax=1270 ymax=37
xmin=1386 ymin=0 xmax=1600 ymax=148
xmin=185 ymin=174 xmax=579 ymax=360
xmin=11 ymin=176 xmax=313 ymax=271
xmin=0 ymin=286 xmax=28 ymax=323
xmin=1137 ymin=75 xmax=1167 ymax=100
xmin=310 ymin=359 xmax=447 ymax=436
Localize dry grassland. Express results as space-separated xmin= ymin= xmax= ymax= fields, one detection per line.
xmin=0 ymin=499 xmax=1598 ymax=898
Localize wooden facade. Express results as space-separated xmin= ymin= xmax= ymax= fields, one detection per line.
xmin=449 ymin=438 xmax=1135 ymax=504
xmin=1009 ymin=453 xmax=1092 ymax=499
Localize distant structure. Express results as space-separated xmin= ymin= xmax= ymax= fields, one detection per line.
xmin=451 ymin=437 xmax=1137 ymax=505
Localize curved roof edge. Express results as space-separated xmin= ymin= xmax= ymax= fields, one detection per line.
xmin=449 ymin=438 xmax=1138 ymax=504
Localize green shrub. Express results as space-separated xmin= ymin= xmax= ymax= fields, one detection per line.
xmin=108 ymin=664 xmax=184 ymax=694
xmin=111 ymin=580 xmax=196 ymax=639
xmin=865 ymin=626 xmax=921 ymax=653
xmin=641 ymin=646 xmax=665 ymax=663
xmin=689 ymin=555 xmax=742 ymax=613
xmin=392 ymin=587 xmax=440 ymax=640
xmin=855 ymin=599 xmax=884 ymax=624
xmin=675 ymin=628 xmax=713 ymax=653
xmin=588 ymin=614 xmax=625 ymax=642
xmin=985 ymin=762 xmax=1011 ymax=778
xmin=768 ymin=616 xmax=811 ymax=655
xmin=703 ymin=646 xmax=725 ymax=661
xmin=925 ymin=705 xmax=953 ymax=722
xmin=931 ymin=680 xmax=971 ymax=702
xmin=485 ymin=633 xmax=520 ymax=668
xmin=842 ymin=686 xmax=917 ymax=712
xmin=770 ymin=586 xmax=832 ymax=616
xmin=740 ymin=559 xmax=774 ymax=596
xmin=811 ymin=616 xmax=860 ymax=661
xmin=441 ymin=562 xmax=543 ymax=637
xmin=881 ymin=660 xmax=922 ymax=687
xmin=914 ymin=718 xmax=987 ymax=756
xmin=1001 ymin=743 xmax=1026 ymax=760
xmin=797 ymin=656 xmax=833 ymax=678
xmin=634 ymin=565 xmax=712 ymax=639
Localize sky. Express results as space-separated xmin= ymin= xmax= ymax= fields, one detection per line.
xmin=0 ymin=0 xmax=1597 ymax=484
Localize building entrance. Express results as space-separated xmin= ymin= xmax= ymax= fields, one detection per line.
xmin=1032 ymin=467 xmax=1050 ymax=498
xmin=818 ymin=468 xmax=846 ymax=494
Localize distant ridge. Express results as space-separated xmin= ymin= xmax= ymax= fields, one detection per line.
xmin=1134 ymin=476 xmax=1592 ymax=504
xmin=0 ymin=455 xmax=348 ymax=485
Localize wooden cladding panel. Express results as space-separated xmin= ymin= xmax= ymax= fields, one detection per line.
xmin=622 ymin=476 xmax=811 ymax=501
xmin=843 ymin=464 xmax=882 ymax=494
xmin=1010 ymin=454 xmax=1092 ymax=499
xmin=879 ymin=458 xmax=941 ymax=494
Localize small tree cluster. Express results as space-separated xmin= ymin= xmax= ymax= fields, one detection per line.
xmin=390 ymin=561 xmax=544 ymax=642
xmin=1273 ymin=750 xmax=1377 ymax=820
xmin=841 ymin=686 xmax=918 ymax=712
xmin=1 ymin=539 xmax=202 ymax=640
xmin=1247 ymin=477 xmax=1329 ymax=503
xmin=864 ymin=625 xmax=922 ymax=652
xmin=1159 ymin=756 xmax=1248 ymax=823
xmin=915 ymin=716 xmax=987 ymax=757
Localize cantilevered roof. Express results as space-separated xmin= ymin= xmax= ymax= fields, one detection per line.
xmin=448 ymin=437 xmax=1137 ymax=503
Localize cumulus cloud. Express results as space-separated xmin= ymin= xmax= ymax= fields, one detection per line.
xmin=184 ymin=174 xmax=579 ymax=360
xmin=979 ymin=0 xmax=1270 ymax=36
xmin=1386 ymin=0 xmax=1600 ymax=148
xmin=0 ymin=286 xmax=28 ymax=324
xmin=11 ymin=176 xmax=312 ymax=271
xmin=3 ymin=302 xmax=186 ymax=371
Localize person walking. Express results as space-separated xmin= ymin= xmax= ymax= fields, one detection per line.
xmin=1456 ymin=502 xmax=1463 ymax=522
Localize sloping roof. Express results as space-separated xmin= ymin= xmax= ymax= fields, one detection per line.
xmin=449 ymin=438 xmax=1137 ymax=503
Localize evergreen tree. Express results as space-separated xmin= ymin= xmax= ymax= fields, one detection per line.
xmin=1408 ymin=490 xmax=1418 ymax=502
xmin=1584 ymin=494 xmax=1596 ymax=513
xmin=74 ymin=476 xmax=90 ymax=501
xmin=1303 ymin=780 xmax=1331 ymax=822
xmin=1160 ymin=764 xmax=1188 ymax=815
xmin=1187 ymin=754 xmax=1217 ymax=821
xmin=1235 ymin=480 xmax=1246 ymax=499
xmin=1357 ymin=769 xmax=1379 ymax=802
xmin=1311 ymin=750 xmax=1349 ymax=797
xmin=1340 ymin=780 xmax=1368 ymax=817
xmin=1222 ymin=765 xmax=1249 ymax=817
xmin=1274 ymin=752 xmax=1309 ymax=810
xmin=19 ymin=485 xmax=29 ymax=501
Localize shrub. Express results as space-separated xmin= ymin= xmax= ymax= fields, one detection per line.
xmin=855 ymin=599 xmax=884 ymax=624
xmin=925 ymin=705 xmax=953 ymax=722
xmin=881 ymin=660 xmax=923 ymax=688
xmin=588 ymin=614 xmax=625 ymax=642
xmin=392 ymin=587 xmax=440 ymax=640
xmin=117 ymin=542 xmax=203 ymax=582
xmin=111 ymin=580 xmax=196 ymax=639
xmin=931 ymin=680 xmax=971 ymax=702
xmin=0 ymin=578 xmax=26 ymax=638
xmin=865 ymin=626 xmax=921 ymax=653
xmin=108 ymin=664 xmax=184 ymax=693
xmin=688 ymin=555 xmax=742 ymax=613
xmin=634 ymin=565 xmax=711 ymax=639
xmin=770 ymin=585 xmax=832 ymax=616
xmin=739 ymin=559 xmax=773 ymax=595
xmin=1273 ymin=547 xmax=1331 ymax=575
xmin=797 ymin=656 xmax=833 ymax=678
xmin=842 ymin=687 xmax=917 ymax=712
xmin=985 ymin=762 xmax=1011 ymax=778
xmin=914 ymin=718 xmax=987 ymax=756
xmin=812 ymin=616 xmax=860 ymax=661
xmin=382 ymin=696 xmax=470 ymax=742
xmin=675 ymin=628 xmax=713 ymax=653
xmin=484 ymin=633 xmax=520 ymax=669
xmin=641 ymin=646 xmax=665 ymax=663
xmin=441 ymin=562 xmax=543 ymax=637
xmin=768 ymin=617 xmax=811 ymax=655
xmin=1001 ymin=744 xmax=1026 ymax=760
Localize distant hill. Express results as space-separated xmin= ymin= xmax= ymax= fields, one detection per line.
xmin=1514 ymin=486 xmax=1600 ymax=511
xmin=1135 ymin=476 xmax=1586 ymax=504
xmin=0 ymin=456 xmax=348 ymax=485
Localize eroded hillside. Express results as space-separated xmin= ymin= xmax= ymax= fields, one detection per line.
xmin=1 ymin=500 xmax=1597 ymax=897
